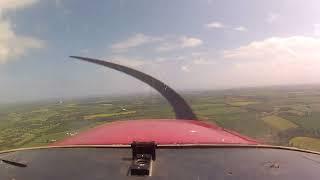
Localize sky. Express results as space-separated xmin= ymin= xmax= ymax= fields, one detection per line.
xmin=1 ymin=0 xmax=320 ymax=103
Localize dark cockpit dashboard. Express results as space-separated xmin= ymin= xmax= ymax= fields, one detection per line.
xmin=1 ymin=145 xmax=319 ymax=180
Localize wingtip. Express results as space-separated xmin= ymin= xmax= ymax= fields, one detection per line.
xmin=69 ymin=56 xmax=87 ymax=61
xmin=67 ymin=55 xmax=197 ymax=120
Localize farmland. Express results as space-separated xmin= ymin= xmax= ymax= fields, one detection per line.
xmin=289 ymin=137 xmax=320 ymax=151
xmin=262 ymin=115 xmax=298 ymax=131
xmin=1 ymin=85 xmax=320 ymax=151
xmin=84 ymin=111 xmax=137 ymax=120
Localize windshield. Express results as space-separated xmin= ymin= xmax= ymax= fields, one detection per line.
xmin=1 ymin=0 xmax=320 ymax=152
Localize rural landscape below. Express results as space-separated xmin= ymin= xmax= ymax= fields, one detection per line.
xmin=1 ymin=84 xmax=320 ymax=151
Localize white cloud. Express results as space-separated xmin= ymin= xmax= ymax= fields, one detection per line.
xmin=205 ymin=21 xmax=225 ymax=29
xmin=223 ymin=36 xmax=320 ymax=60
xmin=0 ymin=18 xmax=44 ymax=64
xmin=156 ymin=36 xmax=203 ymax=52
xmin=222 ymin=36 xmax=320 ymax=85
xmin=192 ymin=58 xmax=216 ymax=65
xmin=111 ymin=34 xmax=202 ymax=53
xmin=181 ymin=65 xmax=190 ymax=72
xmin=181 ymin=37 xmax=203 ymax=47
xmin=314 ymin=24 xmax=320 ymax=36
xmin=106 ymin=56 xmax=147 ymax=67
xmin=105 ymin=36 xmax=320 ymax=89
xmin=234 ymin=26 xmax=248 ymax=32
xmin=206 ymin=21 xmax=248 ymax=32
xmin=151 ymin=56 xmax=186 ymax=63
xmin=155 ymin=42 xmax=178 ymax=52
xmin=111 ymin=33 xmax=162 ymax=52
xmin=266 ymin=12 xmax=279 ymax=23
xmin=0 ymin=0 xmax=38 ymax=11
xmin=0 ymin=0 xmax=44 ymax=64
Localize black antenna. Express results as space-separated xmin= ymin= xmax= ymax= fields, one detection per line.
xmin=70 ymin=56 xmax=197 ymax=120
xmin=1 ymin=159 xmax=27 ymax=168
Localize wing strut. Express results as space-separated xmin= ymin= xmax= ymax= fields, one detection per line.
xmin=70 ymin=56 xmax=197 ymax=120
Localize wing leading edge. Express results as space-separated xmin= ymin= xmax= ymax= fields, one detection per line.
xmin=70 ymin=56 xmax=197 ymax=120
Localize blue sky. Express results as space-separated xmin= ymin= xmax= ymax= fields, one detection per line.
xmin=1 ymin=0 xmax=320 ymax=103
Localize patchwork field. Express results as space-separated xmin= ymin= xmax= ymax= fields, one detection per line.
xmin=289 ymin=137 xmax=320 ymax=151
xmin=84 ymin=111 xmax=137 ymax=120
xmin=262 ymin=115 xmax=298 ymax=131
xmin=228 ymin=101 xmax=259 ymax=106
xmin=1 ymin=85 xmax=320 ymax=151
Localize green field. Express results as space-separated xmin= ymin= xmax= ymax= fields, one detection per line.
xmin=290 ymin=137 xmax=320 ymax=151
xmin=262 ymin=115 xmax=298 ymax=131
xmin=227 ymin=101 xmax=259 ymax=106
xmin=2 ymin=85 xmax=320 ymax=151
xmin=84 ymin=111 xmax=137 ymax=120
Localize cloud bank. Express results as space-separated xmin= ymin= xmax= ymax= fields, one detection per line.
xmin=0 ymin=0 xmax=39 ymax=11
xmin=222 ymin=36 xmax=320 ymax=85
xmin=111 ymin=34 xmax=203 ymax=52
xmin=0 ymin=0 xmax=44 ymax=64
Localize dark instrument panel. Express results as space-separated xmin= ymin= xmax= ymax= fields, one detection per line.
xmin=0 ymin=147 xmax=320 ymax=179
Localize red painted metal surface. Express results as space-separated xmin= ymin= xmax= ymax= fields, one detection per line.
xmin=54 ymin=119 xmax=258 ymax=145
